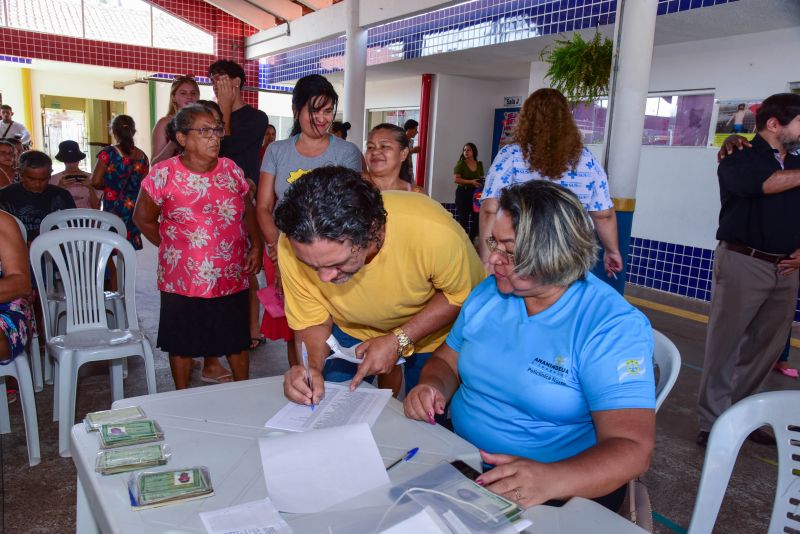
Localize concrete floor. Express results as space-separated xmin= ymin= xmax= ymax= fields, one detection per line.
xmin=0 ymin=241 xmax=798 ymax=533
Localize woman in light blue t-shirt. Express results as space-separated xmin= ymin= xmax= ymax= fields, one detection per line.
xmin=405 ymin=180 xmax=655 ymax=513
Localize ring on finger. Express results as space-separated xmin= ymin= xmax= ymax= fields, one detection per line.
xmin=512 ymin=488 xmax=522 ymax=502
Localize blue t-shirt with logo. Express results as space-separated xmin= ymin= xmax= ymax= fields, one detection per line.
xmin=447 ymin=274 xmax=655 ymax=464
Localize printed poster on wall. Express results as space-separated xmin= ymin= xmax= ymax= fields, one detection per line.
xmin=491 ymin=107 xmax=520 ymax=161
xmin=714 ymin=99 xmax=762 ymax=146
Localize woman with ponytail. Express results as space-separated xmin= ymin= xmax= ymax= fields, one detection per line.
xmin=91 ymin=114 xmax=149 ymax=249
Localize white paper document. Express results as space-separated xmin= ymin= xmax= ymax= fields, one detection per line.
xmin=199 ymin=498 xmax=291 ymax=534
xmin=259 ymin=422 xmax=391 ymax=513
xmin=264 ymin=382 xmax=391 ymax=432
xmin=326 ymin=335 xmax=405 ymax=366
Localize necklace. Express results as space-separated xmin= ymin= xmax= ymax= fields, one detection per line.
xmin=0 ymin=166 xmax=11 ymax=184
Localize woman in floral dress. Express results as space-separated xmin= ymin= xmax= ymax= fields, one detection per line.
xmin=91 ymin=114 xmax=149 ymax=249
xmin=134 ymin=104 xmax=263 ymax=390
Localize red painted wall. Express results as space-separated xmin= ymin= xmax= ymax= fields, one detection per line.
xmin=0 ymin=0 xmax=261 ymax=106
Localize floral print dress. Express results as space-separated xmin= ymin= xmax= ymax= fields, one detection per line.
xmin=0 ymin=263 xmax=31 ymax=363
xmin=98 ymin=146 xmax=149 ymax=250
xmin=141 ymin=156 xmax=250 ymax=298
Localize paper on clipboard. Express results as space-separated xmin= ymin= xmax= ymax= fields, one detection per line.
xmin=325 ymin=335 xmax=405 ymax=366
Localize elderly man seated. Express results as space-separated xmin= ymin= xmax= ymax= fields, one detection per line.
xmin=404 ymin=180 xmax=656 ymax=512
xmin=276 ymin=166 xmax=485 ymax=400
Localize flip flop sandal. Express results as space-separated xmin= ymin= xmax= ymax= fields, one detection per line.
xmin=6 ymin=389 xmax=18 ymax=405
xmin=250 ymin=336 xmax=267 ymax=349
xmin=200 ymin=372 xmax=233 ymax=384
xmin=773 ymin=364 xmax=799 ymax=378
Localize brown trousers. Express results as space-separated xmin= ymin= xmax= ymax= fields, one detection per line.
xmin=697 ymin=242 xmax=799 ymax=431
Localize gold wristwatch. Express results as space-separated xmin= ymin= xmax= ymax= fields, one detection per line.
xmin=392 ymin=327 xmax=415 ymax=357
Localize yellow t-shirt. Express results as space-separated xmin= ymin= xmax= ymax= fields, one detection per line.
xmin=278 ymin=191 xmax=486 ymax=353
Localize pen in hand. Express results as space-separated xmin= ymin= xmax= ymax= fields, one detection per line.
xmin=300 ymin=342 xmax=315 ymax=412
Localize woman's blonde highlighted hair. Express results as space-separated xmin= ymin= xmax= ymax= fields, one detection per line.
xmin=167 ymin=76 xmax=200 ymax=116
xmin=498 ymin=180 xmax=597 ymax=287
xmin=514 ymin=88 xmax=583 ymax=180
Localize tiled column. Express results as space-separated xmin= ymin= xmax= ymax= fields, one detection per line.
xmin=343 ymin=0 xmax=367 ymax=149
xmin=601 ymin=0 xmax=659 ymax=294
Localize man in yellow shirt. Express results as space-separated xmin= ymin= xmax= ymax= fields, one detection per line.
xmin=276 ymin=166 xmax=485 ymax=403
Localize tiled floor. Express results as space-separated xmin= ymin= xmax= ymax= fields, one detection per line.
xmin=0 ymin=242 xmax=797 ymax=533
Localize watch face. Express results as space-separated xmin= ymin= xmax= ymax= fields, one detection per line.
xmin=401 ymin=344 xmax=415 ymax=357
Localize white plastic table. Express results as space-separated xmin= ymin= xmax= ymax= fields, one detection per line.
xmin=71 ymin=376 xmax=648 ymax=534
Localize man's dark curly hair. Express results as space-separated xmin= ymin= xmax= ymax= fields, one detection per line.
xmin=274 ymin=166 xmax=387 ymax=248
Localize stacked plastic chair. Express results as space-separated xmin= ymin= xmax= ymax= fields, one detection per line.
xmin=39 ymin=209 xmax=128 ymax=385
xmin=30 ymin=228 xmax=156 ymax=457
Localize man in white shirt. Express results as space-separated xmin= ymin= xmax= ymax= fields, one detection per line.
xmin=0 ymin=105 xmax=31 ymax=146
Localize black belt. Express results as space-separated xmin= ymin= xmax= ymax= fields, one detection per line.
xmin=724 ymin=242 xmax=786 ymax=264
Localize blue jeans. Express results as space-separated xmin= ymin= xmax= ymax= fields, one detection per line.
xmin=323 ymin=325 xmax=432 ymax=394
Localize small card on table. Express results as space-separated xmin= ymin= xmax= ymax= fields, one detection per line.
xmin=99 ymin=420 xmax=164 ymax=449
xmin=128 ymin=466 xmax=214 ymax=510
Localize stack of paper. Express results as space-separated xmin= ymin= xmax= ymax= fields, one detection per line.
xmin=265 ymin=382 xmax=391 ymax=432
xmin=258 ymin=422 xmax=390 ymax=513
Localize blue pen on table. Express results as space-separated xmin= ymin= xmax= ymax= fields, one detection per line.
xmin=385 ymin=447 xmax=419 ymax=471
xmin=300 ymin=342 xmax=315 ymax=412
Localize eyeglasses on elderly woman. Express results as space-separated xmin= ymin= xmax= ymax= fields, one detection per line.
xmin=184 ymin=126 xmax=225 ymax=138
xmin=485 ymin=236 xmax=514 ymax=263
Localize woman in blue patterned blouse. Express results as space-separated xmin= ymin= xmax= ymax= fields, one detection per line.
xmin=478 ymin=89 xmax=622 ymax=278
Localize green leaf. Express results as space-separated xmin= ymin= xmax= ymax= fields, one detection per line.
xmin=540 ymin=30 xmax=613 ymax=105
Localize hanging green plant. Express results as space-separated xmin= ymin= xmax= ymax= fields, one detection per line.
xmin=539 ymin=31 xmax=613 ymax=105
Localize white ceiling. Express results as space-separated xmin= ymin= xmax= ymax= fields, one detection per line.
xmin=349 ymin=0 xmax=800 ymax=83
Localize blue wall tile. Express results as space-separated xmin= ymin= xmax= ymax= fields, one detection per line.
xmin=625 ymin=235 xmax=798 ymax=323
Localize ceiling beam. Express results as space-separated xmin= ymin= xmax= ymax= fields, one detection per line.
xmin=249 ymin=0 xmax=304 ymax=21
xmin=246 ymin=0 xmax=346 ymax=60
xmin=204 ymin=0 xmax=277 ymax=29
xmin=294 ymin=0 xmax=333 ymax=10
xmin=246 ymin=0 xmax=466 ymax=59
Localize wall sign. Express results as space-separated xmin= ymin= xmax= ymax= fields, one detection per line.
xmin=503 ymin=96 xmax=521 ymax=107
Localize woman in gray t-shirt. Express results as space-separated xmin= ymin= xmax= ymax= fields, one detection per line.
xmin=255 ymin=74 xmax=362 ymax=364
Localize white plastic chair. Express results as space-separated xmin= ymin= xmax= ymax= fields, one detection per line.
xmin=0 ymin=353 xmax=41 ymax=466
xmin=39 ymin=209 xmax=128 ymax=385
xmin=0 ymin=214 xmax=41 ymax=466
xmin=40 ymin=208 xmax=127 ymax=237
xmin=30 ymin=229 xmax=157 ymax=457
xmin=653 ymin=330 xmax=681 ymax=411
xmin=8 ymin=214 xmax=44 ymax=393
xmin=687 ymin=391 xmax=800 ymax=534
xmin=625 ymin=329 xmax=682 ymax=530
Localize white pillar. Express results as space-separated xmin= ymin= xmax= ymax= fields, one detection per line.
xmin=601 ymin=0 xmax=659 ymax=294
xmin=528 ymin=60 xmax=548 ymax=95
xmin=603 ymin=0 xmax=658 ymax=200
xmin=343 ymin=0 xmax=367 ymax=149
